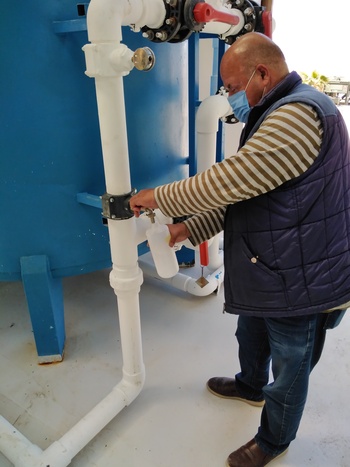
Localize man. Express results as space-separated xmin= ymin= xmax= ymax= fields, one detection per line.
xmin=130 ymin=32 xmax=349 ymax=466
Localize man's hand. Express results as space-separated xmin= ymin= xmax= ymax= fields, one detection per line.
xmin=129 ymin=188 xmax=157 ymax=217
xmin=167 ymin=223 xmax=191 ymax=247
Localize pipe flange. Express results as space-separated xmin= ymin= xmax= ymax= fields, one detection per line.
xmin=168 ymin=25 xmax=193 ymax=43
xmin=223 ymin=0 xmax=258 ymax=44
xmin=183 ymin=0 xmax=205 ymax=33
xmin=141 ymin=0 xmax=182 ymax=43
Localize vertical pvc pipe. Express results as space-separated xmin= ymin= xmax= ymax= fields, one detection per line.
xmin=196 ymin=95 xmax=231 ymax=271
xmin=94 ymin=77 xmax=131 ymax=193
xmin=91 ymin=44 xmax=145 ymax=408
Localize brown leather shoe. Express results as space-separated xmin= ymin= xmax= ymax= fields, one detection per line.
xmin=226 ymin=439 xmax=288 ymax=467
xmin=207 ymin=377 xmax=264 ymax=407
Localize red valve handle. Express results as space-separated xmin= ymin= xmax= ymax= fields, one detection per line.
xmin=199 ymin=241 xmax=209 ymax=267
xmin=193 ymin=3 xmax=240 ymax=26
xmin=262 ymin=10 xmax=272 ymax=38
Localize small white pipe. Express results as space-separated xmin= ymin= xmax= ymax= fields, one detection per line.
xmin=196 ymin=94 xmax=232 ymax=172
xmin=194 ymin=94 xmax=230 ymax=272
xmin=197 ymin=133 xmax=218 ymax=173
xmin=207 ymin=234 xmax=223 ymax=271
xmin=0 ymin=369 xmax=144 ymax=467
xmin=0 ymin=417 xmax=42 ymax=467
xmin=139 ymin=259 xmax=224 ymax=297
xmin=39 ymin=371 xmax=144 ymax=467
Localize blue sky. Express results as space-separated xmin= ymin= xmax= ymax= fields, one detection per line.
xmin=272 ymin=0 xmax=350 ymax=79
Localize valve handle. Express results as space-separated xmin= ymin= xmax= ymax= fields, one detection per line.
xmin=199 ymin=241 xmax=209 ymax=267
xmin=193 ymin=3 xmax=240 ymax=26
xmin=262 ymin=10 xmax=273 ymax=38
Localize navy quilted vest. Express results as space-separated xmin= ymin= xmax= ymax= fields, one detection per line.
xmin=224 ymin=72 xmax=350 ymax=317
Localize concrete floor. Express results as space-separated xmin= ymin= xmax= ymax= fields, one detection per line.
xmin=1 ymin=265 xmax=350 ymax=467
xmin=1 ymin=106 xmax=350 ymax=467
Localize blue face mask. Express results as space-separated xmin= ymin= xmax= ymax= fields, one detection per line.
xmin=227 ymin=91 xmax=250 ymax=123
xmin=227 ymin=69 xmax=256 ymax=124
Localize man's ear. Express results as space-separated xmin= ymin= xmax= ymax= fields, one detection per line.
xmin=256 ymin=64 xmax=269 ymax=82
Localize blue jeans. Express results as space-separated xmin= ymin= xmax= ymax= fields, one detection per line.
xmin=234 ymin=311 xmax=345 ymax=455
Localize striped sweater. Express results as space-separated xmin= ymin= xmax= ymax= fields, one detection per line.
xmin=154 ymin=102 xmax=323 ymax=245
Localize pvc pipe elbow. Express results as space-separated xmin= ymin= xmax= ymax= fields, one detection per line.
xmin=87 ymin=0 xmax=125 ymax=42
xmin=196 ymin=95 xmax=232 ymax=134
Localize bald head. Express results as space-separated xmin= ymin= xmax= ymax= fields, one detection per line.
xmin=220 ymin=33 xmax=289 ymax=107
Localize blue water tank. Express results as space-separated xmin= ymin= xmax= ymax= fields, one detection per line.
xmin=0 ymin=2 xmax=188 ymax=281
xmin=0 ymin=1 xmax=188 ymax=359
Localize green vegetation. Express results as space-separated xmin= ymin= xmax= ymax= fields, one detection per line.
xmin=300 ymin=70 xmax=329 ymax=92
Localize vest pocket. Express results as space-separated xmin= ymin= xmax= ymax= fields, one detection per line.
xmin=225 ymin=236 xmax=290 ymax=310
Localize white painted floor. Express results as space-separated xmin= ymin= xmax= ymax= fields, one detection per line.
xmin=1 ymin=106 xmax=350 ymax=467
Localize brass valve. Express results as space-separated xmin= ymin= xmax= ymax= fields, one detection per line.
xmin=132 ymin=47 xmax=156 ymax=72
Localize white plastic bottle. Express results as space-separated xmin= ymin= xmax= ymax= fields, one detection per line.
xmin=146 ymin=221 xmax=179 ymax=278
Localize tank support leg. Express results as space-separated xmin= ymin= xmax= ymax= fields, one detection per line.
xmin=20 ymin=255 xmax=65 ymax=363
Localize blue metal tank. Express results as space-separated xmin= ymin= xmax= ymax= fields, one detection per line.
xmin=0 ymin=2 xmax=188 ymax=360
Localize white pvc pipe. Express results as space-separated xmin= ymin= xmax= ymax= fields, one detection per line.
xmin=195 ymin=94 xmax=231 ymax=272
xmin=0 ymin=417 xmax=43 ymax=467
xmin=139 ymin=259 xmax=224 ymax=297
xmin=207 ymin=234 xmax=223 ymax=271
xmin=0 ymin=370 xmax=144 ymax=467
xmin=196 ymin=94 xmax=232 ymax=172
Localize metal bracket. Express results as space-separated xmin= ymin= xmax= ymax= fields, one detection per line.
xmin=223 ymin=114 xmax=239 ymax=124
xmin=102 ymin=189 xmax=136 ymax=220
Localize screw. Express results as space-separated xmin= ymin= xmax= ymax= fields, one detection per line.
xmin=155 ymin=31 xmax=168 ymax=41
xmin=143 ymin=30 xmax=154 ymax=40
xmin=165 ymin=17 xmax=177 ymax=26
xmin=244 ymin=7 xmax=254 ymax=16
xmin=110 ymin=198 xmax=114 ymax=203
xmin=244 ymin=23 xmax=253 ymax=31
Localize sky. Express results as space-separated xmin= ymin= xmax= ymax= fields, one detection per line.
xmin=271 ymin=0 xmax=350 ymax=79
